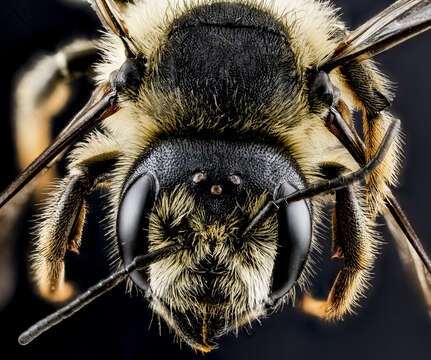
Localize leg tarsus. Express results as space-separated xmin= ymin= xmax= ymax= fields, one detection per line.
xmin=14 ymin=39 xmax=99 ymax=198
xmin=300 ymin=185 xmax=377 ymax=321
xmin=32 ymin=142 xmax=120 ymax=302
xmin=300 ymin=294 xmax=329 ymax=319
xmin=33 ymin=174 xmax=88 ymax=302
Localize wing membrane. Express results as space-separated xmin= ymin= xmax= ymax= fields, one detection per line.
xmin=384 ymin=208 xmax=431 ymax=317
xmin=322 ymin=0 xmax=431 ymax=71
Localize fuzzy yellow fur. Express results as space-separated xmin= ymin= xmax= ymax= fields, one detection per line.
xmin=96 ymin=0 xmax=357 ymax=309
xmin=94 ymin=0 xmax=360 ymax=184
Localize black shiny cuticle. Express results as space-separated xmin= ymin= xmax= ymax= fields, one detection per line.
xmin=114 ymin=58 xmax=147 ymax=94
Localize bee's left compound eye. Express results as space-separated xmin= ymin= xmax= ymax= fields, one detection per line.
xmin=117 ymin=173 xmax=158 ymax=291
xmin=270 ymin=182 xmax=312 ymax=302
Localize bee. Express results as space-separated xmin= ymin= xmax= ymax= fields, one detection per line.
xmin=3 ymin=0 xmax=431 ymax=353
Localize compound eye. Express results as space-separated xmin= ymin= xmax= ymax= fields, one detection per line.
xmin=270 ymin=182 xmax=312 ymax=302
xmin=117 ymin=173 xmax=157 ymax=291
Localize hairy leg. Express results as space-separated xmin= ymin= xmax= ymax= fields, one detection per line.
xmin=340 ymin=60 xmax=403 ymax=217
xmin=32 ymin=133 xmax=120 ymax=302
xmin=14 ymin=39 xmax=99 ymax=197
xmin=301 ymin=185 xmax=377 ymax=320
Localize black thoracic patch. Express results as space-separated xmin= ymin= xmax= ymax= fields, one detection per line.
xmin=155 ymin=2 xmax=299 ymax=117
xmin=125 ymin=138 xmax=308 ymax=217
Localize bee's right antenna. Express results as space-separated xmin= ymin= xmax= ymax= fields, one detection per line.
xmin=18 ymin=243 xmax=184 ymax=346
xmin=242 ymin=118 xmax=400 ymax=237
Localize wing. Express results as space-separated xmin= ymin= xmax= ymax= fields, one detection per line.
xmin=321 ymin=0 xmax=431 ymax=72
xmin=384 ymin=208 xmax=431 ymax=317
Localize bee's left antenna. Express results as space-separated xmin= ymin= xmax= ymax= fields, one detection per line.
xmin=18 ymin=244 xmax=184 ymax=346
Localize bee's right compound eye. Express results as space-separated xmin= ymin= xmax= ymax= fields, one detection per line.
xmin=117 ymin=173 xmax=157 ymax=292
xmin=270 ymin=182 xmax=312 ymax=302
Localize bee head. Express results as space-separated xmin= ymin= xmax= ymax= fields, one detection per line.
xmin=116 ymin=138 xmax=312 ymax=351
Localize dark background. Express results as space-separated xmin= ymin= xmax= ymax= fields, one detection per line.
xmin=1 ymin=0 xmax=431 ymax=359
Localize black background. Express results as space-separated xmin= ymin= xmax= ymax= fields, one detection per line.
xmin=1 ymin=1 xmax=431 ymax=359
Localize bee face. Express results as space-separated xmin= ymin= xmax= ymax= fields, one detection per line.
xmin=110 ymin=1 xmax=321 ymax=350
xmin=12 ymin=0 xmax=431 ymax=354
xmin=117 ymin=138 xmax=313 ymax=350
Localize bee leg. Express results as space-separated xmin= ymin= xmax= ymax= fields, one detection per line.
xmin=301 ymin=185 xmax=377 ymax=320
xmin=32 ymin=136 xmax=120 ymax=302
xmin=33 ymin=175 xmax=88 ymax=302
xmin=14 ymin=39 xmax=100 ymax=198
xmin=363 ymin=110 xmax=402 ymax=217
xmin=339 ymin=61 xmax=403 ymax=217
xmin=0 ymin=41 xmax=99 ymax=307
xmin=327 ymin=77 xmax=431 ymax=276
